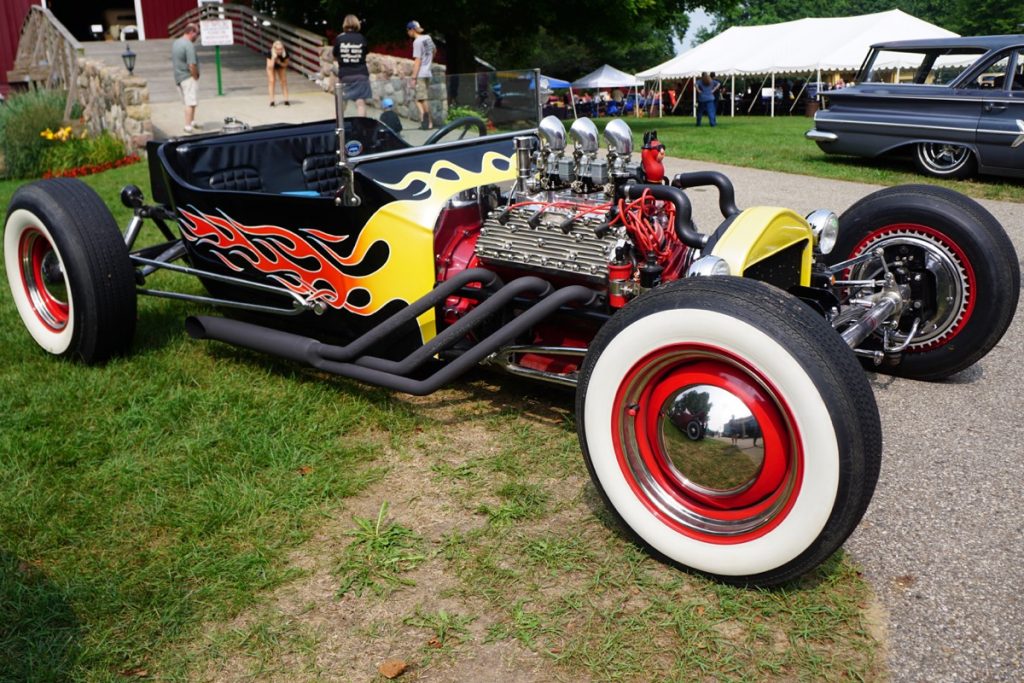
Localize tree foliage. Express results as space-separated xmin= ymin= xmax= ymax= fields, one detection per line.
xmin=252 ymin=0 xmax=733 ymax=76
xmin=697 ymin=0 xmax=1024 ymax=43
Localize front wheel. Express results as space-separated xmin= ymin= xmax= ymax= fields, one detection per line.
xmin=830 ymin=184 xmax=1019 ymax=380
xmin=4 ymin=178 xmax=136 ymax=363
xmin=576 ymin=277 xmax=881 ymax=587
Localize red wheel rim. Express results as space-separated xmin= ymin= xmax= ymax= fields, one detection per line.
xmin=849 ymin=222 xmax=975 ymax=351
xmin=611 ymin=343 xmax=803 ymax=544
xmin=18 ymin=227 xmax=69 ymax=332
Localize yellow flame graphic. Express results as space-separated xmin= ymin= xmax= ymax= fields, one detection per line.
xmin=360 ymin=150 xmax=515 ymax=342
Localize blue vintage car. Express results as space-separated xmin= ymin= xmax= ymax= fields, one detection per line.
xmin=807 ymin=35 xmax=1024 ymax=179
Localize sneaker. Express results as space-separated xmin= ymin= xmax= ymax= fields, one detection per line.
xmin=183 ymin=124 xmax=194 ymax=134
xmin=283 ymin=100 xmax=290 ymax=106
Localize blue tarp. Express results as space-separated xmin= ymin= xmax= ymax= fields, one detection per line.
xmin=526 ymin=74 xmax=572 ymax=90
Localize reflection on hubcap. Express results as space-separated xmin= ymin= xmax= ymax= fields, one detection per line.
xmin=660 ymin=385 xmax=764 ymax=494
xmin=920 ymin=143 xmax=969 ymax=172
xmin=613 ymin=345 xmax=802 ymax=543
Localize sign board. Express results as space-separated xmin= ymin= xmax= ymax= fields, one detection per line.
xmin=200 ymin=19 xmax=234 ymax=47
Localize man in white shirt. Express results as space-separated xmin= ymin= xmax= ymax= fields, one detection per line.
xmin=406 ymin=20 xmax=435 ymax=130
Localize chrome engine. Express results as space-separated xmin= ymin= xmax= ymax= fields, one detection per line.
xmin=474 ymin=117 xmax=659 ymax=288
xmin=475 ymin=192 xmax=623 ymax=284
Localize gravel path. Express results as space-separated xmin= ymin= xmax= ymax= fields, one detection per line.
xmin=663 ymin=155 xmax=1024 ymax=682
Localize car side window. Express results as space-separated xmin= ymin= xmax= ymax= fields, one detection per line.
xmin=964 ymin=53 xmax=1010 ymax=90
xmin=1012 ymin=49 xmax=1024 ymax=91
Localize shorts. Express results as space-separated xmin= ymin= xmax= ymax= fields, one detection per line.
xmin=178 ymin=76 xmax=198 ymax=107
xmin=414 ymin=77 xmax=430 ymax=101
xmin=341 ymin=75 xmax=372 ymax=101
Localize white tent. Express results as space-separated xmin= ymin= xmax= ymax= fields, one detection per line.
xmin=571 ymin=64 xmax=641 ymax=88
xmin=637 ymin=9 xmax=957 ymax=116
xmin=570 ymin=64 xmax=642 ymax=117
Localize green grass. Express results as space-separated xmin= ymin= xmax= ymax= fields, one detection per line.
xmin=333 ymin=502 xmax=426 ymax=597
xmin=607 ymin=115 xmax=1024 ymax=202
xmin=1 ymin=162 xmax=884 ymax=680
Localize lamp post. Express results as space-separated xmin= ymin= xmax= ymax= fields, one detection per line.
xmin=121 ymin=42 xmax=136 ymax=75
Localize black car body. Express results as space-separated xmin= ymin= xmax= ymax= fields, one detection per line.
xmin=807 ymin=35 xmax=1024 ymax=179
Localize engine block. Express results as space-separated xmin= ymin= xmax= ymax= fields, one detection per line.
xmin=476 ymin=203 xmax=623 ymax=284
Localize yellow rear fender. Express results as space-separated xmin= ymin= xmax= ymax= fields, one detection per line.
xmin=705 ymin=207 xmax=814 ymax=288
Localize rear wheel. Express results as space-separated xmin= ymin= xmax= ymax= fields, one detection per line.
xmin=4 ymin=178 xmax=136 ymax=363
xmin=831 ymin=184 xmax=1019 ymax=380
xmin=576 ymin=277 xmax=881 ymax=587
xmin=914 ymin=142 xmax=975 ymax=179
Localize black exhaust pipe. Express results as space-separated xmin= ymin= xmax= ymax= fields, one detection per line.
xmin=186 ymin=278 xmax=598 ymax=396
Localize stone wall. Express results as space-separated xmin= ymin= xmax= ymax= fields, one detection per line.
xmin=312 ymin=48 xmax=447 ymax=123
xmin=76 ymin=58 xmax=153 ymax=154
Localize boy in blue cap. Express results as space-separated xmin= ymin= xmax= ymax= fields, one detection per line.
xmin=380 ymin=97 xmax=402 ymax=133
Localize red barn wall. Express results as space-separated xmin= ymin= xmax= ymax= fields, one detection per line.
xmin=1 ymin=0 xmax=38 ymax=95
xmin=142 ymin=0 xmax=199 ymax=40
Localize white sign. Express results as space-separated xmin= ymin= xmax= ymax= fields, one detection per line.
xmin=200 ymin=19 xmax=233 ymax=47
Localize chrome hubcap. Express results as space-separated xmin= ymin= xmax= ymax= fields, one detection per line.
xmin=920 ymin=143 xmax=969 ymax=172
xmin=19 ymin=229 xmax=69 ymax=331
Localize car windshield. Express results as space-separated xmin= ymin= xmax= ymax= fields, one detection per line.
xmin=337 ymin=68 xmax=550 ymax=148
xmin=859 ymin=47 xmax=986 ymax=85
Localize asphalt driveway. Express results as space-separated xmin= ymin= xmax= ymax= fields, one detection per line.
xmin=662 ymin=156 xmax=1024 ymax=682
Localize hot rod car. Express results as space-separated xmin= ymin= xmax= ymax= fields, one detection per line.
xmin=5 ymin=84 xmax=1019 ymax=587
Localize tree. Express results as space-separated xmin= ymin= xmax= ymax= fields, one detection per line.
xmin=253 ymin=0 xmax=734 ymax=75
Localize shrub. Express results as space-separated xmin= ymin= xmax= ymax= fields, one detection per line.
xmin=446 ymin=104 xmax=486 ymax=122
xmin=0 ymin=89 xmax=66 ymax=178
xmin=39 ymin=129 xmax=127 ymax=176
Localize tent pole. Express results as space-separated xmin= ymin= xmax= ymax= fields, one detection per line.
xmin=658 ymin=78 xmax=663 ymax=118
xmin=634 ymin=83 xmax=639 ymax=118
xmin=570 ymin=87 xmax=577 ymax=119
xmin=816 ymin=68 xmax=821 ymax=103
xmin=671 ymin=79 xmax=687 ymax=114
xmin=731 ymin=74 xmax=735 ymax=117
xmin=748 ymin=74 xmax=769 ymax=113
xmin=790 ymin=75 xmax=808 ymax=114
xmin=692 ymin=76 xmax=696 ymax=118
xmin=771 ymin=73 xmax=775 ymax=117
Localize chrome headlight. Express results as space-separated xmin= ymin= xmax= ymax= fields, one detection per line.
xmin=687 ymin=255 xmax=731 ymax=277
xmin=806 ymin=209 xmax=839 ymax=255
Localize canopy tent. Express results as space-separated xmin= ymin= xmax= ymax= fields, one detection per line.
xmin=571 ymin=64 xmax=642 ymax=88
xmin=570 ymin=64 xmax=642 ymax=118
xmin=637 ymin=9 xmax=957 ymax=116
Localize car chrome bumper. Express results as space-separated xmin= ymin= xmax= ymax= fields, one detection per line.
xmin=805 ymin=129 xmax=838 ymax=143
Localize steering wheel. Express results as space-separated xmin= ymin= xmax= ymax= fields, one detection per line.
xmin=425 ymin=116 xmax=487 ymax=145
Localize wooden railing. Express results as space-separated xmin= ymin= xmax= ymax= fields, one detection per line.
xmin=169 ymin=4 xmax=327 ymax=78
xmin=6 ymin=6 xmax=83 ymax=120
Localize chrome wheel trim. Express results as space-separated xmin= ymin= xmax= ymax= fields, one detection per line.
xmin=917 ymin=143 xmax=970 ymax=174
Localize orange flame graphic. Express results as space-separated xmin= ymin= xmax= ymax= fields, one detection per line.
xmin=179 ymin=208 xmax=383 ymax=314
xmin=180 ymin=149 xmax=516 ymax=341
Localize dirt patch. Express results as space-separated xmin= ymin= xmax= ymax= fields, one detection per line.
xmin=196 ymin=382 xmax=588 ymax=681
